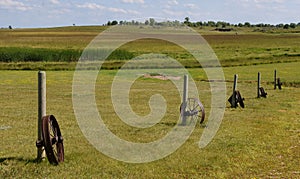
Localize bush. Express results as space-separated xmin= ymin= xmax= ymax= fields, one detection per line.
xmin=107 ymin=49 xmax=135 ymax=60
xmin=0 ymin=47 xmax=82 ymax=62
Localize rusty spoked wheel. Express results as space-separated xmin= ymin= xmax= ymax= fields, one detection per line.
xmin=42 ymin=115 xmax=64 ymax=165
xmin=259 ymin=87 xmax=267 ymax=98
xmin=180 ymin=98 xmax=205 ymax=125
xmin=236 ymin=91 xmax=245 ymax=108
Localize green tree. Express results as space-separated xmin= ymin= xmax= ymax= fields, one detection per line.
xmin=184 ymin=17 xmax=194 ymax=27
xmin=111 ymin=20 xmax=118 ymax=25
xmin=173 ymin=20 xmax=180 ymax=26
xmin=207 ymin=21 xmax=216 ymax=27
xmin=196 ymin=21 xmax=203 ymax=27
xmin=276 ymin=23 xmax=284 ymax=28
xmin=290 ymin=23 xmax=296 ymax=28
xmin=244 ymin=22 xmax=251 ymax=27
xmin=283 ymin=24 xmax=289 ymax=29
xmin=149 ymin=18 xmax=155 ymax=26
xmin=216 ymin=21 xmax=227 ymax=28
xmin=184 ymin=17 xmax=190 ymax=24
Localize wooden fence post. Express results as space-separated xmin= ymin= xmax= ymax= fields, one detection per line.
xmin=37 ymin=71 xmax=46 ymax=160
xmin=182 ymin=75 xmax=188 ymax=125
xmin=257 ymin=72 xmax=261 ymax=98
xmin=231 ymin=74 xmax=238 ymax=107
xmin=274 ymin=70 xmax=277 ymax=89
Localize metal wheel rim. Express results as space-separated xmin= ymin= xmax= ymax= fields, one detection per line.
xmin=42 ymin=115 xmax=64 ymax=165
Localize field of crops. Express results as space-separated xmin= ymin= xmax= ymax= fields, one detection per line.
xmin=0 ymin=26 xmax=299 ymax=178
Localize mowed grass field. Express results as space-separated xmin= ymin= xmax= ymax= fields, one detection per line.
xmin=0 ymin=26 xmax=300 ymax=178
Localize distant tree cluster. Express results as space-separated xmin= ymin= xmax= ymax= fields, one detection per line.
xmin=106 ymin=20 xmax=118 ymax=26
xmin=183 ymin=17 xmax=300 ymax=29
xmin=106 ymin=17 xmax=300 ymax=29
xmin=106 ymin=18 xmax=181 ymax=27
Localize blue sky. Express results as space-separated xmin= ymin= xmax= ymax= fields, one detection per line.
xmin=0 ymin=0 xmax=299 ymax=28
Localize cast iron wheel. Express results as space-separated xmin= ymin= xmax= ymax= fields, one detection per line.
xmin=236 ymin=91 xmax=245 ymax=108
xmin=259 ymin=87 xmax=267 ymax=98
xmin=42 ymin=115 xmax=64 ymax=165
xmin=228 ymin=91 xmax=237 ymax=108
xmin=180 ymin=98 xmax=205 ymax=124
xmin=277 ymin=78 xmax=282 ymax=90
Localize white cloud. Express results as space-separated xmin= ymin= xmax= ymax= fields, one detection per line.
xmin=50 ymin=8 xmax=71 ymax=15
xmin=229 ymin=0 xmax=288 ymax=10
xmin=253 ymin=0 xmax=285 ymax=3
xmin=49 ymin=0 xmax=60 ymax=5
xmin=167 ymin=0 xmax=179 ymax=6
xmin=237 ymin=0 xmax=286 ymax=4
xmin=121 ymin=0 xmax=144 ymax=4
xmin=76 ymin=3 xmax=105 ymax=10
xmin=76 ymin=2 xmax=139 ymax=14
xmin=0 ymin=0 xmax=32 ymax=11
xmin=107 ymin=7 xmax=127 ymax=13
xmin=163 ymin=9 xmax=184 ymax=16
xmin=127 ymin=10 xmax=140 ymax=15
xmin=184 ymin=3 xmax=197 ymax=9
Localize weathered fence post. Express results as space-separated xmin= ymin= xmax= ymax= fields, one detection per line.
xmin=274 ymin=69 xmax=277 ymax=89
xmin=257 ymin=72 xmax=261 ymax=98
xmin=182 ymin=75 xmax=188 ymax=125
xmin=37 ymin=71 xmax=46 ymax=161
xmin=231 ymin=74 xmax=238 ymax=107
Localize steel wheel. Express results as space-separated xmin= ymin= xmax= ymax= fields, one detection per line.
xmin=259 ymin=87 xmax=267 ymax=98
xmin=236 ymin=91 xmax=245 ymax=108
xmin=180 ymin=98 xmax=205 ymax=125
xmin=42 ymin=115 xmax=64 ymax=165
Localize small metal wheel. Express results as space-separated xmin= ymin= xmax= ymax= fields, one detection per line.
xmin=180 ymin=98 xmax=205 ymax=125
xmin=259 ymin=87 xmax=267 ymax=98
xmin=277 ymin=78 xmax=282 ymax=90
xmin=228 ymin=90 xmax=245 ymax=108
xmin=42 ymin=115 xmax=64 ymax=165
xmin=236 ymin=91 xmax=245 ymax=108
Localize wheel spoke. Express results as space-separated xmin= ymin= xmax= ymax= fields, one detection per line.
xmin=192 ymin=104 xmax=200 ymax=112
xmin=51 ymin=137 xmax=57 ymax=145
xmin=50 ymin=122 xmax=57 ymax=136
xmin=53 ymin=147 xmax=57 ymax=155
xmin=53 ymin=148 xmax=58 ymax=159
xmin=188 ymin=99 xmax=192 ymax=111
xmin=191 ymin=99 xmax=195 ymax=109
xmin=183 ymin=98 xmax=205 ymax=124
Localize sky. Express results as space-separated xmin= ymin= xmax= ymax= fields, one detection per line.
xmin=0 ymin=0 xmax=299 ymax=28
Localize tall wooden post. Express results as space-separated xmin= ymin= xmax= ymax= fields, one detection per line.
xmin=182 ymin=75 xmax=188 ymax=125
xmin=231 ymin=74 xmax=238 ymax=108
xmin=37 ymin=71 xmax=46 ymax=160
xmin=274 ymin=70 xmax=277 ymax=89
xmin=257 ymin=72 xmax=261 ymax=98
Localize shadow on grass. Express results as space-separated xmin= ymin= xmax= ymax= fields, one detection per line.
xmin=0 ymin=157 xmax=41 ymax=165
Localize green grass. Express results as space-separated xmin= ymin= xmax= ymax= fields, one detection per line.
xmin=0 ymin=47 xmax=82 ymax=62
xmin=1 ymin=61 xmax=299 ymax=178
xmin=0 ymin=26 xmax=299 ymax=70
xmin=0 ymin=26 xmax=299 ymax=178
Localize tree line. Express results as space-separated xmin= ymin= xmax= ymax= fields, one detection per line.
xmin=106 ymin=17 xmax=300 ymax=29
